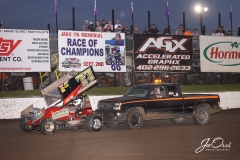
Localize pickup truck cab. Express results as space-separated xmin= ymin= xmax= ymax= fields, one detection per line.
xmin=95 ymin=83 xmax=221 ymax=129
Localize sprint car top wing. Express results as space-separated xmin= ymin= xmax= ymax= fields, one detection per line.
xmin=41 ymin=66 xmax=98 ymax=107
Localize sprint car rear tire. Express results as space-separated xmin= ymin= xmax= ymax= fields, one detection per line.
xmin=20 ymin=117 xmax=34 ymax=133
xmin=125 ymin=109 xmax=144 ymax=130
xmin=170 ymin=117 xmax=186 ymax=124
xmin=40 ymin=119 xmax=56 ymax=135
xmin=104 ymin=121 xmax=120 ymax=128
xmin=193 ymin=107 xmax=210 ymax=125
xmin=84 ymin=114 xmax=103 ymax=132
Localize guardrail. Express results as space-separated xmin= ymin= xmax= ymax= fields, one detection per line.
xmin=0 ymin=91 xmax=239 ymax=119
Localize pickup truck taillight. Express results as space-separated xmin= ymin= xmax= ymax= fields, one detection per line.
xmin=218 ymin=96 xmax=220 ymax=106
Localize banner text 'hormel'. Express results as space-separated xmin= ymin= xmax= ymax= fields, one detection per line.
xmin=0 ymin=29 xmax=50 ymax=72
xmin=134 ymin=35 xmax=192 ymax=72
xmin=58 ymin=31 xmax=126 ymax=72
xmin=200 ymin=35 xmax=240 ymax=72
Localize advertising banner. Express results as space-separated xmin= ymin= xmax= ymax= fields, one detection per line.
xmin=0 ymin=29 xmax=50 ymax=72
xmin=200 ymin=35 xmax=240 ymax=72
xmin=58 ymin=31 xmax=126 ymax=72
xmin=134 ymin=34 xmax=192 ymax=72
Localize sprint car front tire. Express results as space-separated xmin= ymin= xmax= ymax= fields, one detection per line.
xmin=20 ymin=117 xmax=34 ymax=133
xmin=40 ymin=119 xmax=56 ymax=135
xmin=84 ymin=114 xmax=103 ymax=132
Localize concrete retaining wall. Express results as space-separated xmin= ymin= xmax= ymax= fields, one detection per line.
xmin=1 ymin=92 xmax=239 ymax=119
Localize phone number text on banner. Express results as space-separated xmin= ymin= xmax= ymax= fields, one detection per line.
xmin=134 ymin=34 xmax=193 ymax=72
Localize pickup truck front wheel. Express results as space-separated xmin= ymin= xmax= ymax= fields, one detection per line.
xmin=193 ymin=107 xmax=210 ymax=125
xmin=125 ymin=109 xmax=144 ymax=130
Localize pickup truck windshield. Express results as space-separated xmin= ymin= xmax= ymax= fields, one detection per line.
xmin=124 ymin=86 xmax=148 ymax=98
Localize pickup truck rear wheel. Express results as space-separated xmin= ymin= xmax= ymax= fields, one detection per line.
xmin=84 ymin=114 xmax=103 ymax=132
xmin=125 ymin=109 xmax=144 ymax=130
xmin=193 ymin=107 xmax=210 ymax=125
xmin=104 ymin=121 xmax=120 ymax=128
xmin=170 ymin=117 xmax=186 ymax=124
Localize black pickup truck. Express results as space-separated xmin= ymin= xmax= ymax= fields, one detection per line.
xmin=95 ymin=83 xmax=221 ymax=129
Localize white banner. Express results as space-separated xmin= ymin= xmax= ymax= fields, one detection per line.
xmin=58 ymin=30 xmax=126 ymax=72
xmin=200 ymin=35 xmax=240 ymax=72
xmin=0 ymin=29 xmax=50 ymax=72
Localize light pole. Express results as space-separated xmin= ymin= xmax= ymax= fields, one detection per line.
xmin=195 ymin=5 xmax=208 ymax=35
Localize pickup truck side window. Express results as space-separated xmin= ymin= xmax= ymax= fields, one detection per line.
xmin=166 ymin=86 xmax=179 ymax=97
xmin=151 ymin=86 xmax=166 ymax=99
xmin=124 ymin=87 xmax=148 ymax=98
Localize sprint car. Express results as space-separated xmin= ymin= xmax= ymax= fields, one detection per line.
xmin=20 ymin=66 xmax=103 ymax=135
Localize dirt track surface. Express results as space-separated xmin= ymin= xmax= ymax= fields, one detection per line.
xmin=1 ymin=109 xmax=240 ymax=160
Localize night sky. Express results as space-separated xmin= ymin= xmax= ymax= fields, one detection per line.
xmin=1 ymin=0 xmax=239 ymax=35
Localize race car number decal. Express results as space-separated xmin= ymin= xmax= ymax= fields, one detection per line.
xmin=75 ymin=67 xmax=95 ymax=86
xmin=51 ymin=108 xmax=69 ymax=119
xmin=59 ymin=83 xmax=69 ymax=93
